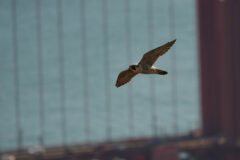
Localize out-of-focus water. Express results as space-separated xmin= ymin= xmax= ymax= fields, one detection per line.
xmin=0 ymin=0 xmax=199 ymax=150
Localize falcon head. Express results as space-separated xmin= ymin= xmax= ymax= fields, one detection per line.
xmin=129 ymin=64 xmax=138 ymax=73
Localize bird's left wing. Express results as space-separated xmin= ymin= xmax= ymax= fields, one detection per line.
xmin=139 ymin=39 xmax=176 ymax=66
xmin=116 ymin=69 xmax=137 ymax=87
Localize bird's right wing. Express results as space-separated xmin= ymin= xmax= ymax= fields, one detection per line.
xmin=139 ymin=39 xmax=176 ymax=66
xmin=115 ymin=69 xmax=137 ymax=87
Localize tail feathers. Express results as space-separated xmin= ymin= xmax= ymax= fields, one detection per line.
xmin=156 ymin=69 xmax=168 ymax=75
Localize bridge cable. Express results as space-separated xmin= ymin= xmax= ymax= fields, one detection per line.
xmin=80 ymin=0 xmax=90 ymax=143
xmin=169 ymin=0 xmax=179 ymax=135
xmin=147 ymin=0 xmax=158 ymax=136
xmin=57 ymin=0 xmax=67 ymax=146
xmin=36 ymin=0 xmax=45 ymax=146
xmin=102 ymin=0 xmax=112 ymax=141
xmin=12 ymin=0 xmax=22 ymax=151
xmin=125 ymin=0 xmax=135 ymax=137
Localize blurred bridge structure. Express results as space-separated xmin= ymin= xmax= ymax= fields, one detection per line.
xmin=0 ymin=0 xmax=239 ymax=160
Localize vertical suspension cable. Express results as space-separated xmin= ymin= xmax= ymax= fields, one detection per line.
xmin=169 ymin=0 xmax=178 ymax=134
xmin=12 ymin=0 xmax=22 ymax=151
xmin=125 ymin=0 xmax=134 ymax=137
xmin=147 ymin=0 xmax=157 ymax=136
xmin=102 ymin=0 xmax=111 ymax=141
xmin=80 ymin=0 xmax=90 ymax=143
xmin=36 ymin=0 xmax=45 ymax=146
xmin=57 ymin=0 xmax=67 ymax=146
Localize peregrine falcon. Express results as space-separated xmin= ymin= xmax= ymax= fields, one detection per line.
xmin=115 ymin=39 xmax=176 ymax=87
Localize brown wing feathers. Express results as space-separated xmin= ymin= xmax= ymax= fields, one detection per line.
xmin=139 ymin=39 xmax=176 ymax=66
xmin=115 ymin=69 xmax=137 ymax=87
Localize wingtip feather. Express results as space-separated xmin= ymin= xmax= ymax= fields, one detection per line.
xmin=115 ymin=82 xmax=121 ymax=88
xmin=171 ymin=39 xmax=176 ymax=44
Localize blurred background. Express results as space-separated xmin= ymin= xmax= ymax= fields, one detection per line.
xmin=0 ymin=0 xmax=239 ymax=160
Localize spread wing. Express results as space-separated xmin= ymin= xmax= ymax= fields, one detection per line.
xmin=139 ymin=39 xmax=176 ymax=66
xmin=116 ymin=69 xmax=137 ymax=87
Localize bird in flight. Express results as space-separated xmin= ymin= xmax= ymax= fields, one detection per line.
xmin=115 ymin=39 xmax=176 ymax=87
